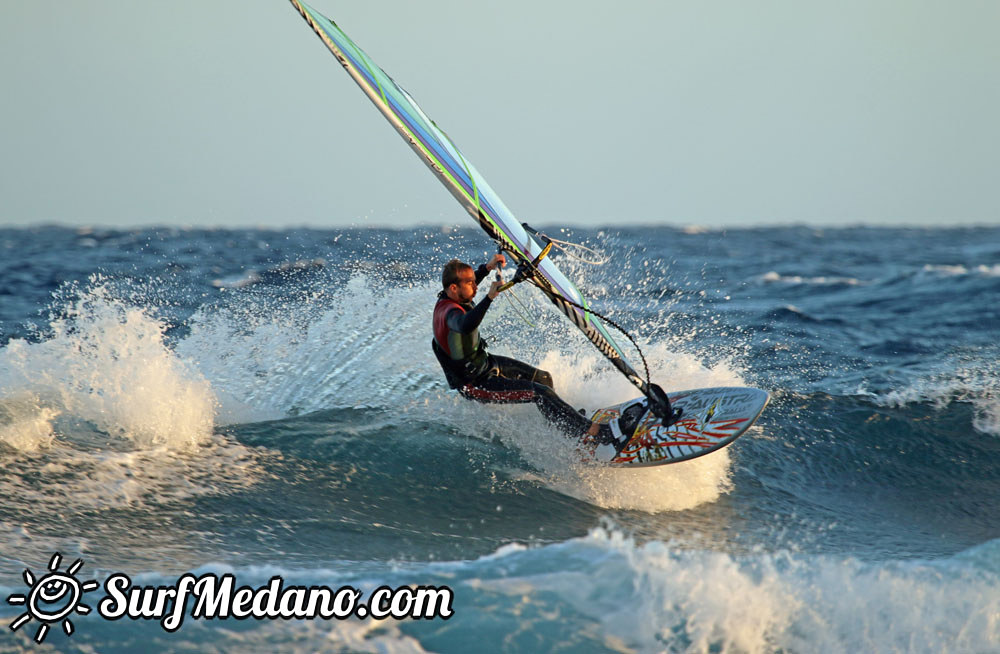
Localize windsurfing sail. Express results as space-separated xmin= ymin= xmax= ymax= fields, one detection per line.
xmin=289 ymin=1 xmax=660 ymax=402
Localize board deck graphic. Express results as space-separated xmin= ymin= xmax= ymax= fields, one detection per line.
xmin=584 ymin=387 xmax=769 ymax=466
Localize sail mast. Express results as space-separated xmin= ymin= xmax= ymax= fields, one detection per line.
xmin=288 ymin=1 xmax=656 ymax=400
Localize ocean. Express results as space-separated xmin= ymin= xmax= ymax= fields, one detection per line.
xmin=0 ymin=224 xmax=997 ymax=653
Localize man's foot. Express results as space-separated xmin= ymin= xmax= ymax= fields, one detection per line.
xmin=587 ymin=401 xmax=647 ymax=461
xmin=611 ymin=401 xmax=646 ymax=444
xmin=590 ymin=424 xmax=632 ymax=462
xmin=586 ymin=421 xmax=618 ymax=443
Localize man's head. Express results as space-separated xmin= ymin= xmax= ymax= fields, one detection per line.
xmin=442 ymin=259 xmax=477 ymax=303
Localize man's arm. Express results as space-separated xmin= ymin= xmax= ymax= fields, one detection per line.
xmin=445 ymin=296 xmax=493 ymax=334
xmin=446 ymin=269 xmax=505 ymax=334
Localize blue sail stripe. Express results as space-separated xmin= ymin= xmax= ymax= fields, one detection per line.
xmin=293 ymin=0 xmax=639 ymax=379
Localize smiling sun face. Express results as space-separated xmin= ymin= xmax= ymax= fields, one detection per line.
xmin=29 ymin=573 xmax=83 ymax=621
xmin=6 ymin=553 xmax=99 ymax=644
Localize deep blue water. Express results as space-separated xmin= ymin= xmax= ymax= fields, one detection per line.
xmin=1 ymin=225 xmax=998 ymax=653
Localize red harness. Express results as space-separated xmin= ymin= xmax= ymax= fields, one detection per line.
xmin=432 ymin=296 xmax=464 ymax=356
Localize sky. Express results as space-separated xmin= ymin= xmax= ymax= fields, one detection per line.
xmin=1 ymin=0 xmax=998 ymax=229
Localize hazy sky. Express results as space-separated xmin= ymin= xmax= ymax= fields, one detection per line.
xmin=2 ymin=0 xmax=998 ymax=228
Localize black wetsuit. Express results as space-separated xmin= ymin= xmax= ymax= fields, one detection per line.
xmin=432 ymin=264 xmax=593 ymax=437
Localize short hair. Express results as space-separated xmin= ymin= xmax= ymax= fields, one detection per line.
xmin=442 ymin=259 xmax=473 ymax=289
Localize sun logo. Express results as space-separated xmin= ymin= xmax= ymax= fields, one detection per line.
xmin=6 ymin=552 xmax=99 ymax=643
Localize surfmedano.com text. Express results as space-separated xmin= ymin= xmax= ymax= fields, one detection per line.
xmin=99 ymin=572 xmax=454 ymax=631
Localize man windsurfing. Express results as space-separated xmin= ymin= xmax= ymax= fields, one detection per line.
xmin=431 ymin=255 xmax=640 ymax=449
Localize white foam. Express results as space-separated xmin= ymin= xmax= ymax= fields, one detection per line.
xmin=0 ymin=281 xmax=217 ymax=449
xmin=867 ymin=364 xmax=1000 ymax=437
xmin=179 ymin=274 xmax=443 ymax=422
xmin=921 ymin=263 xmax=1000 ymax=278
xmin=760 ymin=271 xmax=863 ymax=286
xmin=488 ymin=342 xmax=750 ymax=512
xmin=972 ymin=396 xmax=1000 ymax=436
xmin=464 ymin=285 xmax=751 ymax=511
xmin=0 ymin=435 xmax=264 ymax=524
xmin=175 ymin=271 xmax=754 ymax=510
xmin=201 ymin=619 xmax=431 ymax=654
xmin=475 ymin=527 xmax=1000 ymax=654
xmin=0 ymin=393 xmax=58 ymax=452
xmin=921 ymin=263 xmax=970 ymax=277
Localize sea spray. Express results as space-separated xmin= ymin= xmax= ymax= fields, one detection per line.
xmin=178 ymin=274 xmax=443 ymax=420
xmin=464 ymin=526 xmax=1000 ymax=653
xmin=172 ymin=268 xmax=749 ymax=510
xmin=0 ymin=280 xmax=216 ymax=449
xmin=866 ymin=362 xmax=1000 ymax=437
xmin=0 ymin=392 xmax=58 ymax=451
xmin=493 ymin=342 xmax=750 ymax=512
xmin=2 ymin=225 xmax=999 ymax=653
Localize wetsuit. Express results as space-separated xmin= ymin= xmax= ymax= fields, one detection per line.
xmin=432 ymin=264 xmax=593 ymax=437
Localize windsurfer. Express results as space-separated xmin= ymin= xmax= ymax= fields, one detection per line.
xmin=432 ymin=256 xmax=633 ymax=446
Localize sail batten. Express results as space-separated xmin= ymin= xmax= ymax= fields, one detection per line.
xmin=289 ymin=0 xmax=651 ymax=396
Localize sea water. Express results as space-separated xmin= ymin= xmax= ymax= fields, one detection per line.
xmin=0 ymin=225 xmax=997 ymax=652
